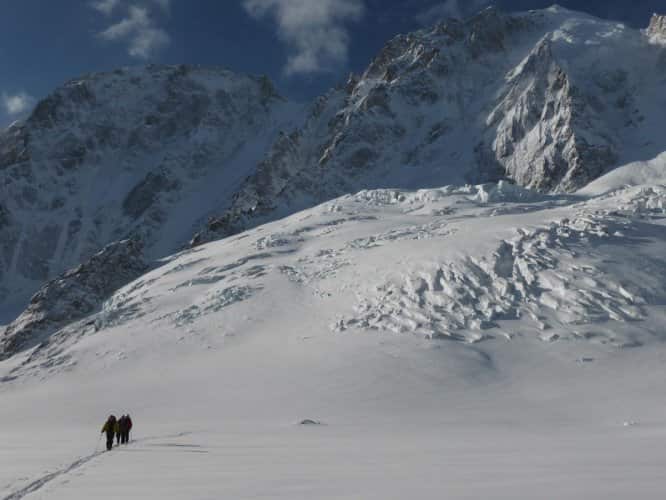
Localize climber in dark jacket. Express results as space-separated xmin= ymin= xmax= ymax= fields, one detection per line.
xmin=118 ymin=415 xmax=126 ymax=444
xmin=118 ymin=415 xmax=129 ymax=444
xmin=121 ymin=414 xmax=133 ymax=444
xmin=101 ymin=415 xmax=117 ymax=451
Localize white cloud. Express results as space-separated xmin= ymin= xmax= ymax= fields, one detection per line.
xmin=416 ymin=0 xmax=490 ymax=25
xmin=98 ymin=5 xmax=170 ymax=59
xmin=243 ymin=0 xmax=364 ymax=75
xmin=91 ymin=0 xmax=121 ymax=16
xmin=2 ymin=92 xmax=35 ymax=116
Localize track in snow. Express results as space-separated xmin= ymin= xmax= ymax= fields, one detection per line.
xmin=1 ymin=432 xmax=193 ymax=500
xmin=1 ymin=452 xmax=102 ymax=500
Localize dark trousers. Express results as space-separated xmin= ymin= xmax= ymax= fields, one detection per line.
xmin=116 ymin=432 xmax=121 ymax=444
xmin=106 ymin=432 xmax=114 ymax=451
xmin=121 ymin=431 xmax=130 ymax=444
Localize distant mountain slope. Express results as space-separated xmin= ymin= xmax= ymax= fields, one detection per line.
xmin=0 ymin=64 xmax=299 ymax=317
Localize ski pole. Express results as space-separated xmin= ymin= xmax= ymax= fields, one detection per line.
xmin=94 ymin=433 xmax=103 ymax=453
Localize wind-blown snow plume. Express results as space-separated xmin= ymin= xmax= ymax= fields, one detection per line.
xmin=95 ymin=3 xmax=170 ymax=59
xmin=416 ymin=0 xmax=490 ymax=24
xmin=1 ymin=91 xmax=35 ymax=116
xmin=92 ymin=0 xmax=169 ymax=16
xmin=243 ymin=0 xmax=364 ymax=75
xmin=90 ymin=0 xmax=121 ymax=15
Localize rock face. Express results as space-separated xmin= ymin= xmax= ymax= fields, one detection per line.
xmin=194 ymin=7 xmax=666 ymax=243
xmin=0 ymin=64 xmax=295 ymax=313
xmin=484 ymin=37 xmax=618 ymax=191
xmin=648 ymin=13 xmax=666 ymax=42
xmin=0 ymin=239 xmax=147 ymax=358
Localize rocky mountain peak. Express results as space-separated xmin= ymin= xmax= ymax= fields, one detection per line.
xmin=193 ymin=6 xmax=666 ymax=246
xmin=362 ymin=6 xmax=532 ymax=85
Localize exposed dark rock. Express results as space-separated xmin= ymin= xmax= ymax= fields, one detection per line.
xmin=0 ymin=203 xmax=10 ymax=229
xmin=123 ymin=169 xmax=181 ymax=219
xmin=0 ymin=239 xmax=147 ymax=358
xmin=28 ymin=93 xmax=64 ymax=129
xmin=465 ymin=7 xmax=507 ymax=57
xmin=0 ymin=125 xmax=30 ymax=169
xmin=55 ymin=133 xmax=87 ymax=169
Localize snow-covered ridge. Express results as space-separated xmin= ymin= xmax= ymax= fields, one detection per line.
xmin=4 ymin=157 xmax=666 ymax=381
xmin=579 ymin=152 xmax=666 ymax=196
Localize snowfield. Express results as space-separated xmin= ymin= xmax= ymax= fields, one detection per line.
xmin=2 ymin=154 xmax=666 ymax=499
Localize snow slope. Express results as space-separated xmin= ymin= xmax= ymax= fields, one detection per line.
xmin=580 ymin=151 xmax=666 ymax=195
xmin=2 ymin=159 xmax=666 ymax=498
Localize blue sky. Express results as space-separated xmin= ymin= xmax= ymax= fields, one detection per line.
xmin=0 ymin=0 xmax=663 ymax=126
